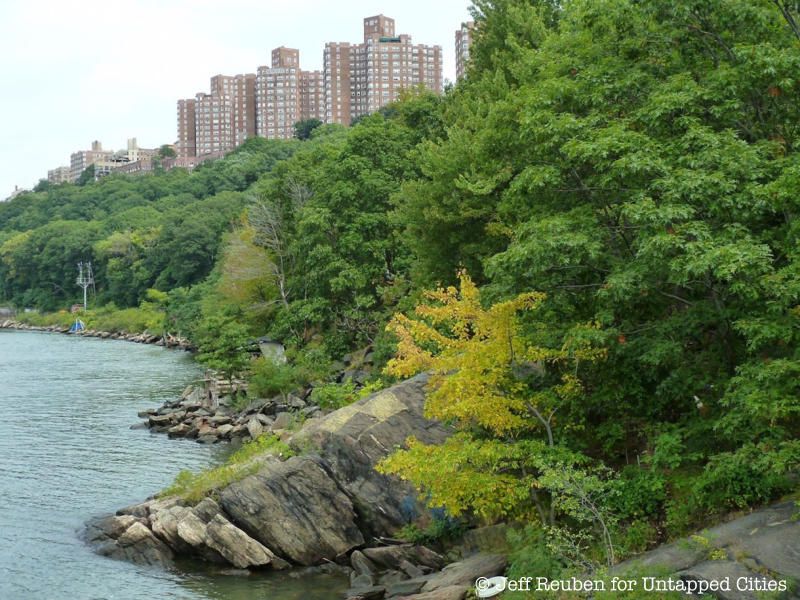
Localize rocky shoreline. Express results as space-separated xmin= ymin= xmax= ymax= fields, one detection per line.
xmin=0 ymin=319 xmax=193 ymax=350
xmin=86 ymin=374 xmax=512 ymax=599
xmin=137 ymin=381 xmax=325 ymax=444
xmin=137 ymin=344 xmax=381 ymax=446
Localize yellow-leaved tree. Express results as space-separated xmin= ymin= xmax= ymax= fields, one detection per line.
xmin=377 ymin=272 xmax=616 ymax=564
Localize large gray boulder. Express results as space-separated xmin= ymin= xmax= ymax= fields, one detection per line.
xmin=679 ymin=561 xmax=779 ymax=600
xmin=85 ymin=515 xmax=174 ymax=567
xmin=204 ymin=514 xmax=280 ymax=569
xmin=617 ymin=501 xmax=800 ymax=598
xmin=291 ymin=373 xmax=449 ymax=537
xmin=220 ymin=455 xmax=365 ymax=565
xmin=420 ymin=553 xmax=507 ymax=594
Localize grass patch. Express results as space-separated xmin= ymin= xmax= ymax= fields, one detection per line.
xmin=17 ymin=301 xmax=165 ymax=334
xmin=16 ymin=310 xmax=75 ymax=328
xmin=161 ymin=434 xmax=294 ymax=503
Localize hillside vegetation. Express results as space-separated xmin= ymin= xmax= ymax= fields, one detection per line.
xmin=4 ymin=0 xmax=800 ymax=580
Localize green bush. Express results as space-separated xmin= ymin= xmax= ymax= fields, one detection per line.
xmin=690 ymin=443 xmax=800 ymax=514
xmin=248 ymin=357 xmax=297 ymax=398
xmin=89 ymin=302 xmax=165 ymax=333
xmin=505 ymin=525 xmax=563 ymax=595
xmin=609 ymin=467 xmax=667 ymax=521
xmin=614 ymin=519 xmax=659 ymax=559
xmin=16 ymin=310 xmax=75 ymax=328
xmin=311 ymin=381 xmax=359 ymax=409
xmin=287 ymin=345 xmax=333 ymax=387
xmin=397 ymin=517 xmax=466 ymax=546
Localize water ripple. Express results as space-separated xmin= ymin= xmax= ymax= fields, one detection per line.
xmin=0 ymin=331 xmax=347 ymax=600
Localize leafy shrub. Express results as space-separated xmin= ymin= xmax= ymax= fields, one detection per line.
xmin=311 ymin=381 xmax=359 ymax=409
xmin=649 ymin=431 xmax=686 ymax=470
xmin=614 ymin=519 xmax=658 ymax=558
xmin=287 ymin=345 xmax=333 ymax=387
xmin=690 ymin=443 xmax=800 ymax=513
xmin=89 ymin=302 xmax=165 ymax=333
xmin=16 ymin=310 xmax=75 ymax=328
xmin=248 ymin=357 xmax=297 ymax=398
xmin=397 ymin=517 xmax=466 ymax=546
xmin=609 ymin=467 xmax=667 ymax=521
xmin=664 ymin=496 xmax=695 ymax=538
xmin=505 ymin=526 xmax=563 ymax=589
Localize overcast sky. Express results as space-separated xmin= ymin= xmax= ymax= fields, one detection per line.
xmin=0 ymin=1 xmax=473 ymax=199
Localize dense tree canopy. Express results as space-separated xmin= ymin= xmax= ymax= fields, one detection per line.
xmin=383 ymin=0 xmax=800 ymax=565
xmin=0 ymin=139 xmax=296 ymax=310
xmin=5 ymin=0 xmax=800 ymax=574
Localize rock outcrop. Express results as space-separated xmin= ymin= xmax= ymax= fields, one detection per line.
xmin=616 ymin=500 xmax=800 ymax=600
xmin=343 ymin=551 xmax=507 ymax=600
xmin=220 ymin=456 xmax=365 ymax=565
xmin=86 ymin=373 xmax=451 ymax=574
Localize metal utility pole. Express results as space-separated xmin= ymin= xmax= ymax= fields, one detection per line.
xmin=76 ymin=262 xmax=94 ymax=311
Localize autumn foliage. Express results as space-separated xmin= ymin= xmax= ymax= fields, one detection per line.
xmin=379 ymin=272 xmax=607 ymax=525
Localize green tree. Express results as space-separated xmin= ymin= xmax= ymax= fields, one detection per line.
xmin=157 ymin=144 xmax=177 ymax=159
xmin=293 ymin=118 xmax=323 ymax=140
xmin=76 ymin=164 xmax=96 ymax=186
xmin=196 ymin=314 xmax=252 ymax=396
xmin=379 ymin=273 xmax=606 ymax=535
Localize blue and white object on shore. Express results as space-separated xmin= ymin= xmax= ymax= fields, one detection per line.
xmin=69 ymin=319 xmax=85 ymax=333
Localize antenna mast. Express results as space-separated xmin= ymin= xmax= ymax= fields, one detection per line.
xmin=76 ymin=262 xmax=94 ymax=311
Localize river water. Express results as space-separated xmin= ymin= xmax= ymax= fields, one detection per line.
xmin=0 ymin=330 xmax=347 ymax=600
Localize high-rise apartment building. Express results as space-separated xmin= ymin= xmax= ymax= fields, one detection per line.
xmin=456 ymin=21 xmax=475 ymax=80
xmin=256 ymin=48 xmax=326 ymax=139
xmin=178 ymin=73 xmax=256 ymax=158
xmin=324 ymin=15 xmax=443 ymax=126
xmin=233 ymin=74 xmax=257 ymax=145
xmin=256 ymin=47 xmax=302 ymax=140
xmin=194 ymin=91 xmax=233 ymax=156
xmin=323 ymin=42 xmax=353 ymax=125
xmin=177 ymin=99 xmax=196 ymax=159
xmin=300 ymin=70 xmax=325 ymax=123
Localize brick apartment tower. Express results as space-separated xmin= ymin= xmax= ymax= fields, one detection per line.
xmin=324 ymin=15 xmax=443 ymax=126
xmin=455 ymin=21 xmax=475 ymax=80
xmin=177 ymin=73 xmax=256 ymax=158
xmin=256 ymin=47 xmax=301 ymax=140
xmin=300 ymin=70 xmax=325 ymax=123
xmin=256 ymin=47 xmax=326 ymax=140
xmin=177 ymin=99 xmax=196 ymax=158
xmin=231 ymin=74 xmax=257 ymax=145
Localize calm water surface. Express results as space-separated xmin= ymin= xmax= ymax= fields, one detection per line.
xmin=0 ymin=330 xmax=347 ymax=600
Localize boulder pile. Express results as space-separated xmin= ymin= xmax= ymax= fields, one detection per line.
xmin=136 ymin=383 xmax=319 ymax=444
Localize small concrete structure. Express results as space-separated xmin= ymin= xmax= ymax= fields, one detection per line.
xmin=257 ymin=337 xmax=287 ymax=364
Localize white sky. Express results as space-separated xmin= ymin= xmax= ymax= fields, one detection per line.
xmin=0 ymin=0 xmax=473 ymax=199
